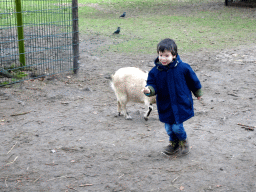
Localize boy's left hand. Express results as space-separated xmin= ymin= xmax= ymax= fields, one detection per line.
xmin=142 ymin=87 xmax=150 ymax=94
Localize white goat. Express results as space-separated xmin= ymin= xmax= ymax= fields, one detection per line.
xmin=110 ymin=67 xmax=156 ymax=120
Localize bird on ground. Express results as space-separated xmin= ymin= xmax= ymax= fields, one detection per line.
xmin=119 ymin=12 xmax=126 ymax=18
xmin=113 ymin=27 xmax=120 ymax=34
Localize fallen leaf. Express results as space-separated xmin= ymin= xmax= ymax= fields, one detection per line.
xmin=50 ymin=149 xmax=56 ymax=153
xmin=61 ymin=101 xmax=69 ymax=105
xmin=180 ymin=186 xmax=184 ymax=190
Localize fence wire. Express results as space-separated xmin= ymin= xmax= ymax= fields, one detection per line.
xmin=0 ymin=0 xmax=76 ymax=86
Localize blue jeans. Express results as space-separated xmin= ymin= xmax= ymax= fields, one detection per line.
xmin=165 ymin=123 xmax=187 ymax=141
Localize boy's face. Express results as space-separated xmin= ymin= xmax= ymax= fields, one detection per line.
xmin=158 ymin=50 xmax=176 ymax=66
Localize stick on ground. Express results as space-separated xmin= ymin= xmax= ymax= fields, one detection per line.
xmin=237 ymin=123 xmax=255 ymax=131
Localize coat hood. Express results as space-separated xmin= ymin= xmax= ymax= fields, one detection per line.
xmin=155 ymin=54 xmax=182 ymax=71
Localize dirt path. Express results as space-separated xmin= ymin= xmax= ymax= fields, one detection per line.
xmin=0 ymin=44 xmax=256 ymax=191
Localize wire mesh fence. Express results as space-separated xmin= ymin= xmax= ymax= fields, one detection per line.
xmin=0 ymin=0 xmax=78 ymax=86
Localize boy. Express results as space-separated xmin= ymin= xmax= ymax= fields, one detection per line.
xmin=142 ymin=38 xmax=202 ymax=156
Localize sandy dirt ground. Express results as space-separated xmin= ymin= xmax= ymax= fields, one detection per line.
xmin=0 ymin=40 xmax=255 ymax=192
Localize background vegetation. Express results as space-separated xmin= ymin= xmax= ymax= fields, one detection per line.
xmin=78 ymin=0 xmax=256 ymax=54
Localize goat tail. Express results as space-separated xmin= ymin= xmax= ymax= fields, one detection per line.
xmin=109 ymin=74 xmax=115 ymax=92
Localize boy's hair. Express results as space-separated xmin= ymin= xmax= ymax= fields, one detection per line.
xmin=157 ymin=38 xmax=178 ymax=56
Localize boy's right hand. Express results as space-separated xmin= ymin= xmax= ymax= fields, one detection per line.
xmin=142 ymin=87 xmax=150 ymax=94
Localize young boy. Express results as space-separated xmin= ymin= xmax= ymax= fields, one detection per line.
xmin=142 ymin=38 xmax=202 ymax=156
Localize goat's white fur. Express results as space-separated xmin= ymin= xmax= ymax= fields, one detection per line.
xmin=110 ymin=67 xmax=156 ymax=120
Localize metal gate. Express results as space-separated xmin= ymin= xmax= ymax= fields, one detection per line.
xmin=0 ymin=0 xmax=79 ymax=86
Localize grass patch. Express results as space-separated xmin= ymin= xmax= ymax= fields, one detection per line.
xmin=0 ymin=0 xmax=71 ymax=26
xmin=1 ymin=0 xmax=255 ymax=55
xmin=79 ymin=0 xmax=256 ymax=55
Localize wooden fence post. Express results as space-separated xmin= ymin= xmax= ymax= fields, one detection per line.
xmin=15 ymin=0 xmax=26 ymax=67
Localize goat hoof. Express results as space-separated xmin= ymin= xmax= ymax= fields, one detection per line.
xmin=144 ymin=117 xmax=148 ymax=121
xmin=114 ymin=112 xmax=122 ymax=117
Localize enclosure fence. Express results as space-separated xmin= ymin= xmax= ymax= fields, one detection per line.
xmin=0 ymin=0 xmax=79 ymax=86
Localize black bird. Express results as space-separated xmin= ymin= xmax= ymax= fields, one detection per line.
xmin=119 ymin=12 xmax=126 ymax=18
xmin=113 ymin=27 xmax=120 ymax=34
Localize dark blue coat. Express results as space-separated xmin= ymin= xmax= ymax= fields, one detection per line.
xmin=146 ymin=55 xmax=202 ymax=124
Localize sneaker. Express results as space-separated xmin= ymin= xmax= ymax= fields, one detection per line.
xmin=179 ymin=139 xmax=190 ymax=156
xmin=162 ymin=140 xmax=179 ymax=156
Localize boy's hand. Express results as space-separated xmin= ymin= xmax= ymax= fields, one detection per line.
xmin=142 ymin=87 xmax=150 ymax=94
